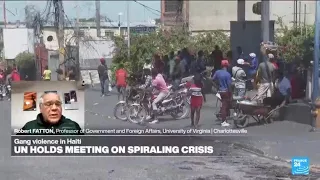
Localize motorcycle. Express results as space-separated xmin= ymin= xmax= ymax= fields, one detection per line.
xmin=6 ymin=84 xmax=11 ymax=100
xmin=127 ymin=88 xmax=189 ymax=124
xmin=0 ymin=84 xmax=7 ymax=100
xmin=113 ymin=86 xmax=143 ymax=121
xmin=167 ymin=82 xmax=190 ymax=105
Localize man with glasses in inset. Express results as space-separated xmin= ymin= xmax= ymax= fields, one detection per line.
xmin=17 ymin=92 xmax=83 ymax=135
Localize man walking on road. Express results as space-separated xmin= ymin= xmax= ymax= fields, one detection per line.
xmin=115 ymin=64 xmax=128 ymax=101
xmin=98 ymin=58 xmax=110 ymax=97
xmin=256 ymin=54 xmax=275 ymax=101
xmin=212 ymin=60 xmax=232 ymax=127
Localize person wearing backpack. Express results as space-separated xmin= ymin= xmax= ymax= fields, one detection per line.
xmin=232 ymin=59 xmax=247 ymax=97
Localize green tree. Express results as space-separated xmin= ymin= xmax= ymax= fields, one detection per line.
xmin=111 ymin=28 xmax=230 ymax=75
xmin=15 ymin=52 xmax=36 ymax=80
xmin=275 ymin=17 xmax=314 ymax=65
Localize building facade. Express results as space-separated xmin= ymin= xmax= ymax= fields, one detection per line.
xmin=161 ymin=0 xmax=316 ymax=32
xmin=42 ymin=21 xmax=157 ymax=51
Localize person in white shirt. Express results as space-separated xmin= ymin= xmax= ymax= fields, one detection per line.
xmin=232 ymin=59 xmax=247 ymax=97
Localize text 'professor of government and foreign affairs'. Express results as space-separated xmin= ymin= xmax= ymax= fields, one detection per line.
xmin=16 ymin=92 xmax=83 ymax=135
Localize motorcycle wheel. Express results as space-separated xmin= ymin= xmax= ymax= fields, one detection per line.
xmin=113 ymin=102 xmax=128 ymax=121
xmin=127 ymin=104 xmax=147 ymax=124
xmin=171 ymin=100 xmax=190 ymax=119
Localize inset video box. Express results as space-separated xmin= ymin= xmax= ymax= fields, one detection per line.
xmin=11 ymin=81 xmax=85 ymax=135
xmin=12 ymin=136 xmax=223 ymax=156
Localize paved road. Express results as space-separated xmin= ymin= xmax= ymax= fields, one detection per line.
xmin=1 ymin=87 xmax=320 ymax=179
xmin=88 ymin=87 xmax=320 ymax=165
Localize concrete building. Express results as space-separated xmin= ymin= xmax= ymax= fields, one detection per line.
xmin=2 ymin=28 xmax=35 ymax=59
xmin=161 ymin=0 xmax=316 ymax=32
xmin=42 ymin=21 xmax=157 ymax=51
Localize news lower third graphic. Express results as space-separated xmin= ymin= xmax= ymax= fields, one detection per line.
xmin=12 ymin=136 xmax=218 ymax=156
xmin=13 ymin=128 xmax=248 ymax=135
xmin=291 ymin=157 xmax=310 ymax=175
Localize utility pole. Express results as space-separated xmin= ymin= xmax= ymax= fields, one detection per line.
xmin=95 ymin=0 xmax=101 ymax=37
xmin=75 ymin=1 xmax=80 ymax=81
xmin=304 ymin=4 xmax=307 ymax=37
xmin=298 ymin=1 xmax=301 ymax=28
xmin=261 ymin=0 xmax=270 ymax=44
xmin=57 ymin=0 xmax=65 ymax=80
xmin=237 ymin=0 xmax=245 ymax=21
xmin=3 ymin=0 xmax=6 ymax=28
xmin=312 ymin=1 xmax=320 ymax=102
xmin=127 ymin=1 xmax=130 ymax=59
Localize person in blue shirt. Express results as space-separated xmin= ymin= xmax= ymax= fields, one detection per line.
xmin=244 ymin=53 xmax=258 ymax=90
xmin=212 ymin=60 xmax=232 ymax=127
xmin=247 ymin=53 xmax=258 ymax=76
xmin=263 ymin=71 xmax=291 ymax=108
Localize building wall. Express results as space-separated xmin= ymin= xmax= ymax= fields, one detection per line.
xmin=3 ymin=28 xmax=35 ymax=59
xmin=42 ymin=25 xmax=155 ymax=51
xmin=42 ymin=27 xmax=118 ymax=51
xmin=160 ymin=0 xmax=189 ymax=27
xmin=188 ymin=1 xmax=315 ymax=32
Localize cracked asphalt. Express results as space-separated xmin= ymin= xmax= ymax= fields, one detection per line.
xmin=1 ymin=87 xmax=319 ymax=180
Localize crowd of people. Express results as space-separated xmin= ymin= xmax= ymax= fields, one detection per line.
xmin=0 ymin=64 xmax=21 ymax=84
xmin=96 ymin=45 xmax=307 ymax=127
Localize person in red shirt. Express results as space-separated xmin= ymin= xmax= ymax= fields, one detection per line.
xmin=188 ymin=73 xmax=203 ymax=128
xmin=11 ymin=68 xmax=21 ymax=82
xmin=0 ymin=69 xmax=5 ymax=85
xmin=115 ymin=64 xmax=128 ymax=101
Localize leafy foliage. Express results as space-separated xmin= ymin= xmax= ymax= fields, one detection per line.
xmin=15 ymin=52 xmax=35 ymax=69
xmin=111 ymin=28 xmax=230 ymax=74
xmin=15 ymin=52 xmax=37 ymax=80
xmin=275 ymin=17 xmax=314 ymax=65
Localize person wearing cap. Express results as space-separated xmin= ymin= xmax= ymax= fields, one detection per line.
xmin=97 ymin=58 xmax=110 ymax=96
xmin=232 ymin=59 xmax=247 ymax=97
xmin=212 ymin=60 xmax=232 ymax=127
xmin=247 ymin=53 xmax=259 ymax=76
xmin=244 ymin=53 xmax=258 ymax=90
xmin=268 ymin=53 xmax=279 ymax=70
xmin=256 ymin=53 xmax=276 ymax=101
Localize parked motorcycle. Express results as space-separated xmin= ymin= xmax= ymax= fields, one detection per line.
xmin=6 ymin=84 xmax=11 ymax=100
xmin=127 ymin=88 xmax=189 ymax=124
xmin=113 ymin=86 xmax=143 ymax=121
xmin=0 ymin=84 xmax=7 ymax=100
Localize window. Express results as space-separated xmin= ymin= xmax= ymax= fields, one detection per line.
xmin=105 ymin=31 xmax=114 ymax=38
xmin=164 ymin=0 xmax=181 ymax=12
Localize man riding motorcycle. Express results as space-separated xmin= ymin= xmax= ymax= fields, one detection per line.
xmin=145 ymin=68 xmax=169 ymax=124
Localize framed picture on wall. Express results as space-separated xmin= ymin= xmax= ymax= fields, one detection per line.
xmin=63 ymin=90 xmax=79 ymax=110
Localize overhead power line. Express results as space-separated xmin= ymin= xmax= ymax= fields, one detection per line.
xmin=133 ymin=0 xmax=161 ymax=14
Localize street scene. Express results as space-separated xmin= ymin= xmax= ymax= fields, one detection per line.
xmin=1 ymin=0 xmax=320 ymax=179
xmin=1 ymin=89 xmax=320 ymax=179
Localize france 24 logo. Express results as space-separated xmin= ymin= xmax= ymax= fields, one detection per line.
xmin=291 ymin=157 xmax=310 ymax=175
